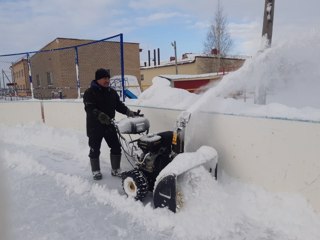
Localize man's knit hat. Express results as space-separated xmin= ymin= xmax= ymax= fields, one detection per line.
xmin=95 ymin=68 xmax=110 ymax=80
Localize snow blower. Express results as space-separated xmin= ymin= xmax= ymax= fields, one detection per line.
xmin=113 ymin=110 xmax=218 ymax=212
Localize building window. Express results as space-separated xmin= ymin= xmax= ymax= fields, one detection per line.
xmin=47 ymin=72 xmax=53 ymax=86
xmin=141 ymin=74 xmax=144 ymax=81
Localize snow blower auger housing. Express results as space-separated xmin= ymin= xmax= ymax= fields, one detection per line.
xmin=113 ymin=110 xmax=218 ymax=213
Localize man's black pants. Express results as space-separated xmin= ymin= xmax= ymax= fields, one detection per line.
xmin=88 ymin=125 xmax=121 ymax=159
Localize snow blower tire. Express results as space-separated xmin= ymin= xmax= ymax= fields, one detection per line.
xmin=122 ymin=169 xmax=148 ymax=201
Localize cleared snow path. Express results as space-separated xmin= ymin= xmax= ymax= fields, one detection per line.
xmin=1 ymin=123 xmax=320 ymax=240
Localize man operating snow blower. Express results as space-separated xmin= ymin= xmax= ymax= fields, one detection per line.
xmin=83 ymin=68 xmax=137 ymax=180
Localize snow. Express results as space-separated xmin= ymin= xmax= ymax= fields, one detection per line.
xmin=139 ymin=134 xmax=161 ymax=143
xmin=1 ymin=124 xmax=320 ymax=240
xmin=1 ymin=31 xmax=320 ymax=239
xmin=116 ymin=117 xmax=150 ymax=134
xmin=155 ymin=146 xmax=218 ymax=187
xmin=132 ymin=77 xmax=199 ymax=110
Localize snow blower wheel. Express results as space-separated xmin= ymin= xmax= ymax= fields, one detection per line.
xmin=122 ymin=169 xmax=148 ymax=201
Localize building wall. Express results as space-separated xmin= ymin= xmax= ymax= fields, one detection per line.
xmin=196 ymin=57 xmax=245 ymax=74
xmin=30 ymin=38 xmax=140 ymax=99
xmin=173 ymin=79 xmax=210 ymax=92
xmin=141 ymin=56 xmax=245 ymax=91
xmin=140 ymin=63 xmax=200 ymax=90
xmin=11 ymin=59 xmax=30 ymax=97
xmin=171 ymin=74 xmax=222 ymax=92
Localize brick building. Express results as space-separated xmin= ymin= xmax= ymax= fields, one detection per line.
xmin=30 ymin=37 xmax=140 ymax=99
xmin=10 ymin=58 xmax=30 ymax=97
xmin=140 ymin=53 xmax=246 ymax=91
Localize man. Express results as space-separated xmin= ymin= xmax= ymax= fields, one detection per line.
xmin=83 ymin=68 xmax=136 ymax=180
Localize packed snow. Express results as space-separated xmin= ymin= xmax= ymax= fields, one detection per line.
xmin=1 ymin=124 xmax=320 ymax=240
xmin=1 ymin=32 xmax=320 ymax=239
xmin=155 ymin=146 xmax=218 ymax=188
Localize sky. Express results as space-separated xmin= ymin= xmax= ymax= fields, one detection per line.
xmin=1 ymin=0 xmax=320 ymax=63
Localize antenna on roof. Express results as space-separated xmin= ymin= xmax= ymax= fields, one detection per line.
xmin=171 ymin=41 xmax=178 ymax=74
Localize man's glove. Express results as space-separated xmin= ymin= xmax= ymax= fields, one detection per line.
xmin=126 ymin=109 xmax=136 ymax=117
xmin=97 ymin=112 xmax=111 ymax=125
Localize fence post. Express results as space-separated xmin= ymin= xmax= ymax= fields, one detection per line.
xmin=120 ymin=33 xmax=125 ymax=102
xmin=74 ymin=47 xmax=81 ymax=99
xmin=27 ymin=53 xmax=34 ymax=99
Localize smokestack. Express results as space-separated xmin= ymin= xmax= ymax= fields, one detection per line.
xmin=157 ymin=48 xmax=160 ymax=65
xmin=153 ymin=49 xmax=156 ymax=66
xmin=148 ymin=50 xmax=151 ymax=66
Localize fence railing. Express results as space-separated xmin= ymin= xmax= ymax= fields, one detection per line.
xmin=0 ymin=34 xmax=125 ymax=101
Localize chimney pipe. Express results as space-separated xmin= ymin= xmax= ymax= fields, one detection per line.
xmin=148 ymin=50 xmax=151 ymax=66
xmin=153 ymin=49 xmax=156 ymax=66
xmin=157 ymin=48 xmax=160 ymax=65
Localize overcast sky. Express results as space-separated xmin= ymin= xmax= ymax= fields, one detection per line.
xmin=0 ymin=0 xmax=320 ymax=63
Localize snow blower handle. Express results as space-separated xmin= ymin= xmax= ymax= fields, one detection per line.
xmin=134 ymin=109 xmax=144 ymax=117
xmin=110 ymin=118 xmax=116 ymax=126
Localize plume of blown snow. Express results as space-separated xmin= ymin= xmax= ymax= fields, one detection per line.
xmin=210 ymin=30 xmax=320 ymax=109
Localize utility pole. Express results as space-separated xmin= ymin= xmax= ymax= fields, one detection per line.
xmin=255 ymin=0 xmax=275 ymax=105
xmin=262 ymin=0 xmax=275 ymax=47
xmin=1 ymin=70 xmax=3 ymax=89
xmin=1 ymin=70 xmax=3 ymax=97
xmin=171 ymin=41 xmax=178 ymax=74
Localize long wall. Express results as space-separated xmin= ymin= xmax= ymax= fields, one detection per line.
xmin=1 ymin=101 xmax=320 ymax=213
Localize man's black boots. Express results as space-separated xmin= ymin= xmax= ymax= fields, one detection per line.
xmin=90 ymin=158 xmax=102 ymax=180
xmin=110 ymin=154 xmax=122 ymax=177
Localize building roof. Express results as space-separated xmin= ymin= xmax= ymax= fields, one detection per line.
xmin=159 ymin=73 xmax=222 ymax=81
xmin=141 ymin=53 xmax=249 ymax=69
xmin=39 ymin=37 xmax=139 ymax=51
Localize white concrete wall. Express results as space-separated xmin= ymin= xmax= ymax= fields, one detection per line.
xmin=1 ymin=101 xmax=320 ymax=213
xmin=43 ymin=101 xmax=86 ymax=131
xmin=0 ymin=101 xmax=43 ymax=124
xmin=185 ymin=112 xmax=320 ymax=214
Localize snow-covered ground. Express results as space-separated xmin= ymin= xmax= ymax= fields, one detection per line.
xmin=1 ymin=32 xmax=320 ymax=239
xmin=1 ymin=124 xmax=320 ymax=240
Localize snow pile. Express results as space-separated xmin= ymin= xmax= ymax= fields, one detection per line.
xmin=0 ymin=145 xmax=8 ymax=240
xmin=155 ymin=145 xmax=218 ymax=186
xmin=134 ymin=77 xmax=200 ymax=109
xmin=1 ymin=123 xmax=320 ymax=240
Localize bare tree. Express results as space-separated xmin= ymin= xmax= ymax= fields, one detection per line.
xmin=203 ymin=0 xmax=232 ymax=57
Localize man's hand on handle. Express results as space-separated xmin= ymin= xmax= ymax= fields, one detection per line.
xmin=126 ymin=109 xmax=142 ymax=117
xmin=97 ymin=112 xmax=111 ymax=125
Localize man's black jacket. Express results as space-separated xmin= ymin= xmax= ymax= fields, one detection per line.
xmin=83 ymin=80 xmax=128 ymax=137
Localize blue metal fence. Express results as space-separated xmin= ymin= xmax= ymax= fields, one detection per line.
xmin=0 ymin=34 xmax=125 ymax=100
